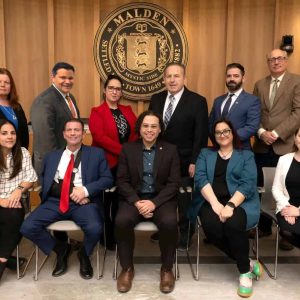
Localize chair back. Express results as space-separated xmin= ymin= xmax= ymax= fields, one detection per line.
xmin=261 ymin=167 xmax=276 ymax=219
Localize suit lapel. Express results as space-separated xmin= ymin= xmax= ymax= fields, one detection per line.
xmin=226 ymin=150 xmax=238 ymax=177
xmin=207 ymin=151 xmax=218 ymax=183
xmin=153 ymin=141 xmax=164 ymax=179
xmin=136 ymin=141 xmax=144 ymax=179
xmin=80 ymin=146 xmax=88 ymax=184
xmin=227 ymin=91 xmax=244 ymax=116
xmin=263 ymin=76 xmax=272 ymax=110
xmin=52 ymin=86 xmax=73 ymax=118
xmin=168 ymin=87 xmax=188 ymax=127
xmin=273 ymin=72 xmax=290 ymax=107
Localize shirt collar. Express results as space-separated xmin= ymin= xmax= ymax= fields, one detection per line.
xmin=228 ymin=87 xmax=243 ymax=98
xmin=65 ymin=146 xmax=81 ymax=158
xmin=271 ymin=72 xmax=285 ymax=82
xmin=143 ymin=143 xmax=156 ymax=152
xmin=167 ymin=87 xmax=184 ymax=101
xmin=52 ymin=83 xmax=67 ymax=98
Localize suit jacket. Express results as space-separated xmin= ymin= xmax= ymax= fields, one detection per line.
xmin=209 ymin=90 xmax=261 ymax=149
xmin=149 ymin=87 xmax=208 ymax=176
xmin=0 ymin=103 xmax=29 ymax=148
xmin=189 ymin=148 xmax=260 ymax=230
xmin=272 ymin=152 xmax=295 ymax=213
xmin=89 ymin=101 xmax=137 ymax=169
xmin=117 ymin=140 xmax=181 ymax=208
xmin=30 ymin=85 xmax=80 ymax=177
xmin=40 ymin=145 xmax=113 ymax=205
xmin=253 ymin=72 xmax=300 ymax=155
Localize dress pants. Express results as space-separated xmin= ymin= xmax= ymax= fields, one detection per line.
xmin=20 ymin=197 xmax=103 ymax=256
xmin=0 ymin=206 xmax=25 ymax=258
xmin=199 ymin=202 xmax=249 ymax=274
xmin=277 ymin=213 xmax=300 ymax=248
xmin=115 ymin=200 xmax=178 ymax=270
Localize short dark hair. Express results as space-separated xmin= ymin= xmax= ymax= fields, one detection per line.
xmin=164 ymin=63 xmax=186 ymax=76
xmin=135 ymin=110 xmax=164 ymax=137
xmin=293 ymin=127 xmax=300 ymax=151
xmin=211 ymin=118 xmax=242 ymax=150
xmin=52 ymin=62 xmax=75 ymax=76
xmin=63 ymin=118 xmax=84 ymax=131
xmin=104 ymin=74 xmax=123 ymax=89
xmin=226 ymin=63 xmax=245 ymax=76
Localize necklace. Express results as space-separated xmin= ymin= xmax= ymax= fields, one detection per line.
xmin=1 ymin=105 xmax=17 ymax=120
xmin=218 ymin=149 xmax=233 ymax=159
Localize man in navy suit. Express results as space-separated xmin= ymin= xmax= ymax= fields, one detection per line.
xmin=209 ymin=63 xmax=261 ymax=149
xmin=21 ymin=119 xmax=113 ymax=279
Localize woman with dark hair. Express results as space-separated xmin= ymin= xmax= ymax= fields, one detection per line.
xmin=0 ymin=68 xmax=29 ymax=148
xmin=272 ymin=127 xmax=300 ymax=249
xmin=190 ymin=119 xmax=261 ymax=298
xmin=0 ymin=120 xmax=37 ymax=282
xmin=89 ymin=75 xmax=137 ymax=249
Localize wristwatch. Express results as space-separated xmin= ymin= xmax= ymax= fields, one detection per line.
xmin=226 ymin=202 xmax=236 ymax=209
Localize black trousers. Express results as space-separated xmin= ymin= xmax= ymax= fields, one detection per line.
xmin=199 ymin=202 xmax=250 ymax=274
xmin=277 ymin=213 xmax=300 ymax=248
xmin=255 ymin=149 xmax=280 ymax=232
xmin=115 ymin=200 xmax=178 ymax=270
xmin=0 ymin=206 xmax=25 ymax=258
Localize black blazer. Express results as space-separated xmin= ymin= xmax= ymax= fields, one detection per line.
xmin=0 ymin=103 xmax=29 ymax=149
xmin=149 ymin=87 xmax=208 ymax=176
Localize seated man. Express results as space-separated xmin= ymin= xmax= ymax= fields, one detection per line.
xmin=115 ymin=110 xmax=180 ymax=294
xmin=21 ymin=119 xmax=113 ymax=279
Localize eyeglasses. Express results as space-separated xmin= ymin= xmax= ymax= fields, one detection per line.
xmin=215 ymin=129 xmax=232 ymax=137
xmin=267 ymin=56 xmax=287 ymax=64
xmin=107 ymin=86 xmax=122 ymax=93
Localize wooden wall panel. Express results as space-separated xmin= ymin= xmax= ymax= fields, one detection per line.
xmin=3 ymin=0 xmax=49 ymax=118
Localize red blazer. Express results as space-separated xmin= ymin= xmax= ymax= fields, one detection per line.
xmin=89 ymin=101 xmax=137 ymax=168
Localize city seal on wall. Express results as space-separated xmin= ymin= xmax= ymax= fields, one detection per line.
xmin=94 ymin=2 xmax=188 ymax=101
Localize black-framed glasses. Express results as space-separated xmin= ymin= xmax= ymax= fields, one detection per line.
xmin=107 ymin=86 xmax=122 ymax=92
xmin=267 ymin=56 xmax=287 ymax=64
xmin=215 ymin=129 xmax=232 ymax=137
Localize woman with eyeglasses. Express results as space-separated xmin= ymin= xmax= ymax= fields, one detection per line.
xmin=0 ymin=119 xmax=37 ymax=282
xmin=190 ymin=119 xmax=261 ymax=298
xmin=272 ymin=127 xmax=300 ymax=249
xmin=89 ymin=75 xmax=137 ymax=250
xmin=0 ymin=68 xmax=29 ymax=149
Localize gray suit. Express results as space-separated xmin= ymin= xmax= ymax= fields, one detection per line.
xmin=30 ymin=85 xmax=80 ymax=177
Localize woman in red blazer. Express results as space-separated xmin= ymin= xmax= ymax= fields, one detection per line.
xmin=89 ymin=74 xmax=137 ymax=249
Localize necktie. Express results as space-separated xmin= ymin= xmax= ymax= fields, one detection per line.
xmin=66 ymin=95 xmax=77 ymax=118
xmin=222 ymin=94 xmax=234 ymax=117
xmin=269 ymin=79 xmax=279 ymax=108
xmin=59 ymin=153 xmax=74 ymax=213
xmin=164 ymin=95 xmax=175 ymax=128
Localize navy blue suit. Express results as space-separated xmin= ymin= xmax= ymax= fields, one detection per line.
xmin=209 ymin=90 xmax=261 ymax=149
xmin=21 ymin=145 xmax=113 ymax=256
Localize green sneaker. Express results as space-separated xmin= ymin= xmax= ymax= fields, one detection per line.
xmin=250 ymin=260 xmax=263 ymax=280
xmin=237 ymin=272 xmax=253 ymax=298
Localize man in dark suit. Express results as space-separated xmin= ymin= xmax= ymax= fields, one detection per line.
xmin=115 ymin=111 xmax=180 ymax=294
xmin=31 ymin=62 xmax=80 ymax=178
xmin=149 ymin=63 xmax=208 ymax=249
xmin=209 ymin=63 xmax=261 ymax=149
xmin=253 ymin=48 xmax=300 ymax=248
xmin=21 ymin=119 xmax=113 ymax=279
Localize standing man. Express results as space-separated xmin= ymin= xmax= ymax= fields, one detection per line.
xmin=21 ymin=119 xmax=113 ymax=279
xmin=209 ymin=63 xmax=261 ymax=149
xmin=31 ymin=62 xmax=80 ymax=178
xmin=115 ymin=111 xmax=180 ymax=293
xmin=149 ymin=63 xmax=208 ymax=249
xmin=253 ymin=49 xmax=300 ymax=247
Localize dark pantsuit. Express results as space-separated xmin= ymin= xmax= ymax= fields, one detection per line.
xmin=277 ymin=213 xmax=300 ymax=248
xmin=0 ymin=206 xmax=25 ymax=258
xmin=199 ymin=202 xmax=249 ymax=274
xmin=21 ymin=198 xmax=103 ymax=256
xmin=255 ymin=148 xmax=280 ymax=232
xmin=115 ymin=200 xmax=178 ymax=270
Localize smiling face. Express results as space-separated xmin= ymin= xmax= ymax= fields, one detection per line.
xmin=51 ymin=68 xmax=75 ymax=94
xmin=267 ymin=49 xmax=288 ymax=78
xmin=0 ymin=74 xmax=11 ymax=100
xmin=163 ymin=64 xmax=185 ymax=95
xmin=214 ymin=122 xmax=233 ymax=149
xmin=63 ymin=120 xmax=84 ymax=150
xmin=140 ymin=115 xmax=161 ymax=148
xmin=104 ymin=78 xmax=122 ymax=106
xmin=0 ymin=122 xmax=16 ymax=152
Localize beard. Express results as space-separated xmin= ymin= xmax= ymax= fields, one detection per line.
xmin=226 ymin=80 xmax=243 ymax=92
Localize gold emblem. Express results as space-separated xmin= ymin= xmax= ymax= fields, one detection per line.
xmin=94 ymin=3 xmax=188 ymax=101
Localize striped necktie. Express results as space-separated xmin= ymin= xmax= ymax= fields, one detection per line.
xmin=269 ymin=79 xmax=279 ymax=108
xmin=66 ymin=95 xmax=77 ymax=118
xmin=164 ymin=95 xmax=175 ymax=128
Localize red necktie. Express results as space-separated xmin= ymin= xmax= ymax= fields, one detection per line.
xmin=59 ymin=154 xmax=74 ymax=213
xmin=66 ymin=95 xmax=77 ymax=118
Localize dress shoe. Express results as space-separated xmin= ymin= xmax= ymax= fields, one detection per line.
xmin=279 ymin=238 xmax=294 ymax=251
xmin=52 ymin=244 xmax=71 ymax=277
xmin=6 ymin=256 xmax=27 ymax=271
xmin=117 ymin=267 xmax=134 ymax=293
xmin=77 ymin=249 xmax=93 ymax=279
xmin=160 ymin=268 xmax=175 ymax=293
xmin=248 ymin=228 xmax=272 ymax=239
xmin=150 ymin=232 xmax=159 ymax=243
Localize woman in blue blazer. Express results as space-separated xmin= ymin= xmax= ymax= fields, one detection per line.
xmin=190 ymin=119 xmax=261 ymax=298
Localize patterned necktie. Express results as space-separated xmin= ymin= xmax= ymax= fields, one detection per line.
xmin=164 ymin=95 xmax=175 ymax=128
xmin=66 ymin=95 xmax=77 ymax=118
xmin=222 ymin=94 xmax=234 ymax=117
xmin=269 ymin=79 xmax=279 ymax=108
xmin=59 ymin=154 xmax=74 ymax=213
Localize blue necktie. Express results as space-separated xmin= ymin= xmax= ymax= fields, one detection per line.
xmin=222 ymin=94 xmax=234 ymax=117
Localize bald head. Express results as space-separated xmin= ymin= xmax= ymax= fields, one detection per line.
xmin=266 ymin=48 xmax=288 ymax=77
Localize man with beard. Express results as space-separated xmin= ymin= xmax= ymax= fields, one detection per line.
xmin=209 ymin=63 xmax=260 ymax=149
